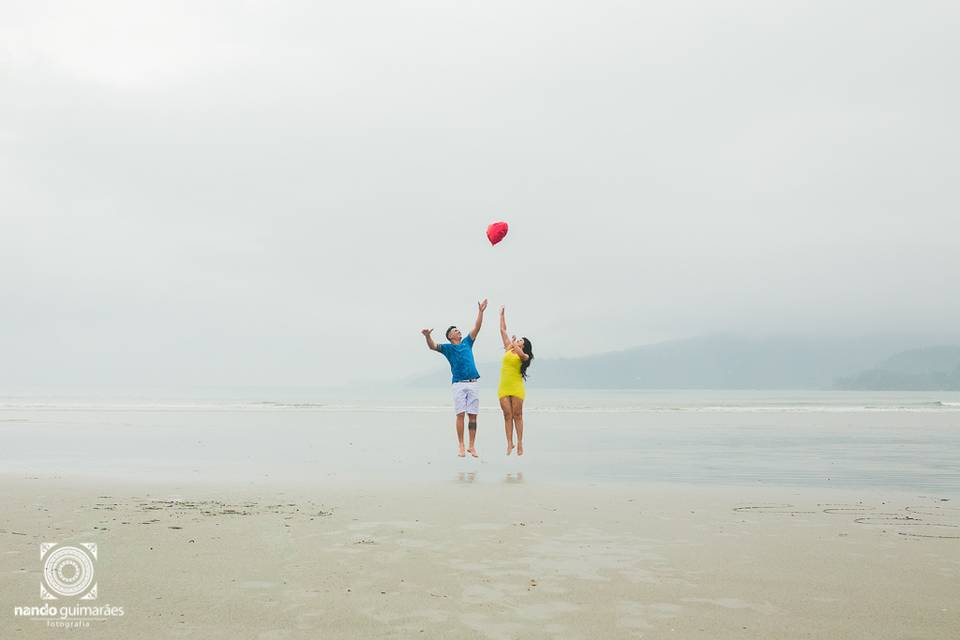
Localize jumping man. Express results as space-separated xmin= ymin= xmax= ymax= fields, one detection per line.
xmin=421 ymin=299 xmax=488 ymax=457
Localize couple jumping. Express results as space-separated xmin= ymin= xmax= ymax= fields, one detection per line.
xmin=421 ymin=299 xmax=534 ymax=457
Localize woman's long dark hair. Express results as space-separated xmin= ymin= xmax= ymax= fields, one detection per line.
xmin=520 ymin=337 xmax=534 ymax=380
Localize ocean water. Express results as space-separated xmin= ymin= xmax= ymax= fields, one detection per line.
xmin=1 ymin=387 xmax=958 ymax=494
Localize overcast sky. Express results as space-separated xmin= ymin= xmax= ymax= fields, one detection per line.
xmin=2 ymin=1 xmax=958 ymax=386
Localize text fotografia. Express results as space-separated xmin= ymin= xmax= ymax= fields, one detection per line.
xmin=14 ymin=604 xmax=125 ymax=628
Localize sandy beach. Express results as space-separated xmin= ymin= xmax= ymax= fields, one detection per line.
xmin=2 ymin=473 xmax=957 ymax=639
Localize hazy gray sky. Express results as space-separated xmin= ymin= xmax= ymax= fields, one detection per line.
xmin=2 ymin=1 xmax=958 ymax=386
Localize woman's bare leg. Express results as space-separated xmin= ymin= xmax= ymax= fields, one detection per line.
xmin=511 ymin=397 xmax=525 ymax=455
xmin=500 ymin=397 xmax=514 ymax=455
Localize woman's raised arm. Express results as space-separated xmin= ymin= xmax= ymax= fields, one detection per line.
xmin=499 ymin=306 xmax=511 ymax=350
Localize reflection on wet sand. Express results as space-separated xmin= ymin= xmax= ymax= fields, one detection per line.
xmin=455 ymin=471 xmax=526 ymax=484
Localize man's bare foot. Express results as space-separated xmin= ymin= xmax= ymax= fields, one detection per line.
xmin=467 ymin=447 xmax=478 ymax=458
xmin=517 ymin=442 xmax=524 ymax=456
xmin=506 ymin=442 xmax=514 ymax=455
xmin=458 ymin=445 xmax=466 ymax=457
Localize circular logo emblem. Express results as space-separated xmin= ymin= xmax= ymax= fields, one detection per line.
xmin=42 ymin=545 xmax=96 ymax=598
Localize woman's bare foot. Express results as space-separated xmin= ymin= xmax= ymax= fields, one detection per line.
xmin=458 ymin=445 xmax=466 ymax=457
xmin=517 ymin=442 xmax=524 ymax=456
xmin=506 ymin=442 xmax=514 ymax=455
xmin=467 ymin=447 xmax=479 ymax=458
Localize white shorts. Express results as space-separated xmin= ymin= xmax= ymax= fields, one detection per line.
xmin=452 ymin=381 xmax=480 ymax=415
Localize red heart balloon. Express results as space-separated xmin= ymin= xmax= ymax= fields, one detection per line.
xmin=486 ymin=221 xmax=509 ymax=246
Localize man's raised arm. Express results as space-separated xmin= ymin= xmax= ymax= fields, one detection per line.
xmin=421 ymin=328 xmax=439 ymax=351
xmin=469 ymin=299 xmax=488 ymax=341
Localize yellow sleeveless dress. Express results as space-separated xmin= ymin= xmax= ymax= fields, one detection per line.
xmin=497 ymin=350 xmax=525 ymax=400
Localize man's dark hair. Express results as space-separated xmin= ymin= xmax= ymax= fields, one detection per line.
xmin=445 ymin=326 xmax=457 ymax=340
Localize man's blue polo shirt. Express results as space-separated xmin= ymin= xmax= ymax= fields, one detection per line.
xmin=437 ymin=335 xmax=480 ymax=383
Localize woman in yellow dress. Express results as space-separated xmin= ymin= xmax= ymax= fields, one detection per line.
xmin=498 ymin=306 xmax=534 ymax=455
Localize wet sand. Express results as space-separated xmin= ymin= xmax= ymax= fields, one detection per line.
xmin=1 ymin=476 xmax=957 ymax=639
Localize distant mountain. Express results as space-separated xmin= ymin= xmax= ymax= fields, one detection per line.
xmin=407 ymin=334 xmax=936 ymax=390
xmin=834 ymin=346 xmax=960 ymax=390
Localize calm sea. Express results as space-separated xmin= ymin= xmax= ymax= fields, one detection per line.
xmin=2 ymin=387 xmax=958 ymax=494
